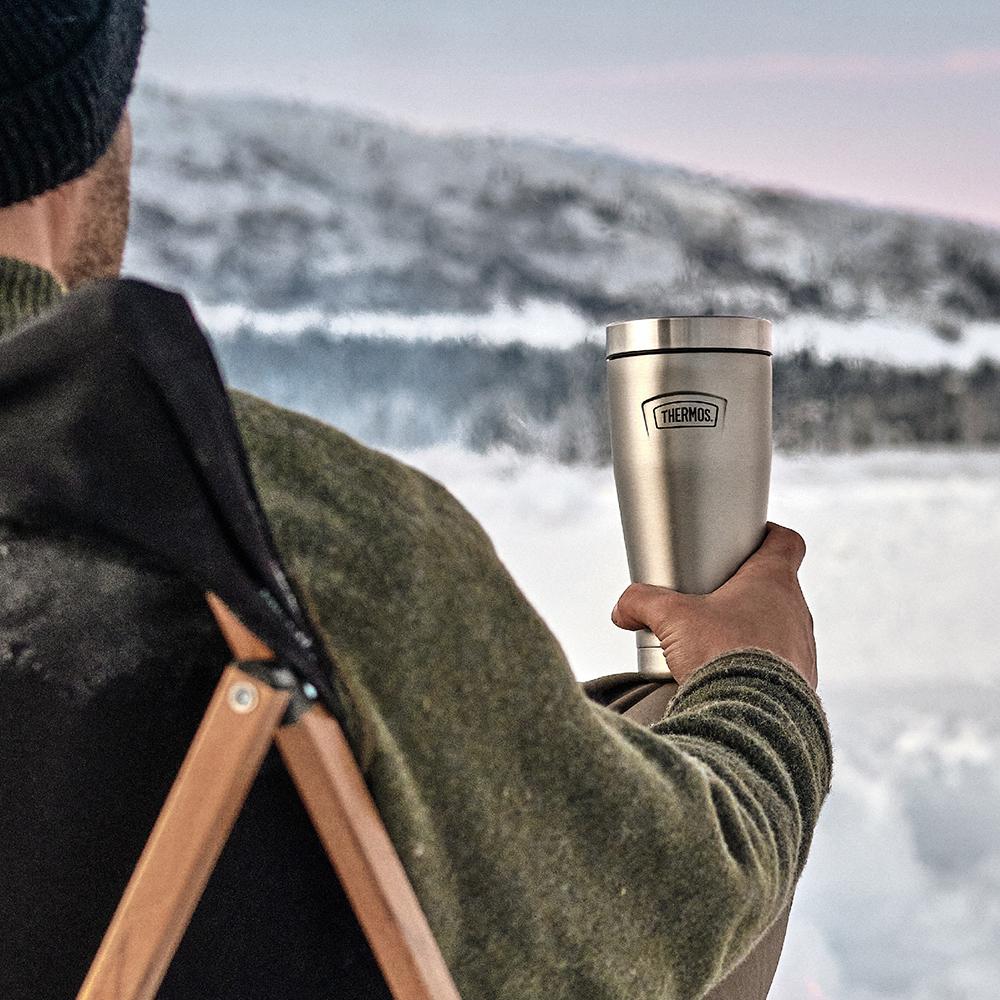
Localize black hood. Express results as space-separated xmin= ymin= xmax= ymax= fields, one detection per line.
xmin=0 ymin=277 xmax=339 ymax=711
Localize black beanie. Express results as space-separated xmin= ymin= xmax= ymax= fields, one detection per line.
xmin=0 ymin=0 xmax=146 ymax=208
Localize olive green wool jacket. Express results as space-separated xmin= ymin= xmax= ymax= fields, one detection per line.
xmin=0 ymin=257 xmax=832 ymax=1000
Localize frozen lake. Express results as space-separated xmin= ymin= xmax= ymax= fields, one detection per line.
xmin=392 ymin=445 xmax=1000 ymax=1000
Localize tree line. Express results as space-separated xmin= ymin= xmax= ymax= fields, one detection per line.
xmin=214 ymin=329 xmax=1000 ymax=463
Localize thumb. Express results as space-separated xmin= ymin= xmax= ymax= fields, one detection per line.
xmin=612 ymin=582 xmax=687 ymax=633
xmin=728 ymin=521 xmax=807 ymax=585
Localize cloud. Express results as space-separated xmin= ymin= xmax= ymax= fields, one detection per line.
xmin=542 ymin=48 xmax=1000 ymax=89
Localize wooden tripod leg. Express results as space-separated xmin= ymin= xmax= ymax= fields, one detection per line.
xmin=77 ymin=664 xmax=291 ymax=1000
xmin=80 ymin=595 xmax=461 ymax=999
xmin=277 ymin=706 xmax=462 ymax=1000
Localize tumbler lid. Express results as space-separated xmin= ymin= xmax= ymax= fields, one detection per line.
xmin=606 ymin=315 xmax=772 ymax=358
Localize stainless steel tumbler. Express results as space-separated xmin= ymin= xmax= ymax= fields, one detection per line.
xmin=606 ymin=316 xmax=773 ymax=678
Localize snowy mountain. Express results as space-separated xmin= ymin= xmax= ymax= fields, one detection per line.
xmin=122 ymin=84 xmax=1000 ymax=459
xmin=126 ymin=83 xmax=1000 ymax=340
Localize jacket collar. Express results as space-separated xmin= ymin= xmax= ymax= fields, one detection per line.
xmin=0 ymin=255 xmax=65 ymax=339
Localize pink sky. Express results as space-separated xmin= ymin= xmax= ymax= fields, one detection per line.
xmin=139 ymin=6 xmax=1000 ymax=229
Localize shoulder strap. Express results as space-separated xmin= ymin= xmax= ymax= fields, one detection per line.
xmin=581 ymin=672 xmax=677 ymax=726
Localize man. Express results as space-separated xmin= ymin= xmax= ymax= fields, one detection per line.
xmin=0 ymin=3 xmax=831 ymax=999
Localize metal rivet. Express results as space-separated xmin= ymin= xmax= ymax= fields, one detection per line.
xmin=227 ymin=681 xmax=259 ymax=714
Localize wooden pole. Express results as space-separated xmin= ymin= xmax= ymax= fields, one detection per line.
xmin=77 ymin=594 xmax=462 ymax=1000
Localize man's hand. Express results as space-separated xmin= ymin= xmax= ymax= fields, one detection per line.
xmin=611 ymin=522 xmax=817 ymax=689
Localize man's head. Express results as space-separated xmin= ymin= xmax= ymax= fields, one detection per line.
xmin=0 ymin=1 xmax=145 ymax=288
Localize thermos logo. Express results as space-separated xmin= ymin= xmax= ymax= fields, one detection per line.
xmin=654 ymin=401 xmax=719 ymax=428
xmin=642 ymin=392 xmax=727 ymax=433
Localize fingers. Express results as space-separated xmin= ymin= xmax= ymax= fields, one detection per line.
xmin=613 ymin=523 xmax=807 ymax=634
xmin=611 ymin=582 xmax=685 ymax=632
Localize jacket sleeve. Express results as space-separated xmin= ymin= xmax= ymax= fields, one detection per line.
xmin=636 ymin=650 xmax=831 ymax=987
xmin=232 ymin=390 xmax=833 ymax=1000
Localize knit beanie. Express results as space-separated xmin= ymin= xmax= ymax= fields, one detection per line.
xmin=0 ymin=0 xmax=146 ymax=208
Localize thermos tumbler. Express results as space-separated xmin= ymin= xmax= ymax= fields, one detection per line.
xmin=606 ymin=316 xmax=773 ymax=678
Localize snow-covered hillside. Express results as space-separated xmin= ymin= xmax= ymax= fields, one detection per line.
xmin=126 ymin=83 xmax=1000 ymax=344
xmin=122 ymin=85 xmax=1000 ymax=458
